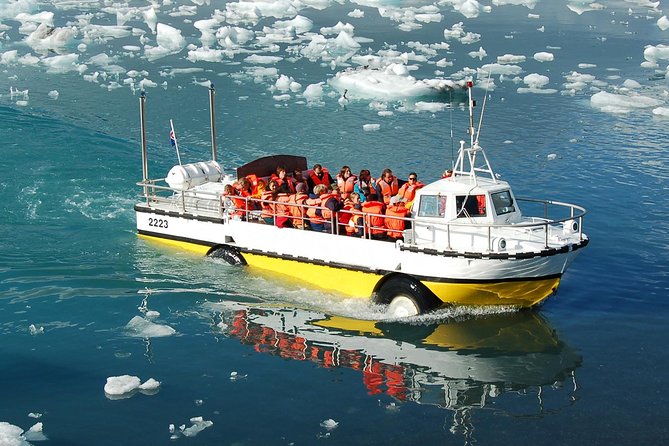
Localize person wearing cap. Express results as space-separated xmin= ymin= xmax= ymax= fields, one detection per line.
xmin=288 ymin=182 xmax=310 ymax=229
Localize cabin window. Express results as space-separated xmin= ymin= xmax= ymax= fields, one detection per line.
xmin=456 ymin=195 xmax=486 ymax=218
xmin=417 ymin=195 xmax=447 ymax=218
xmin=491 ymin=191 xmax=515 ymax=215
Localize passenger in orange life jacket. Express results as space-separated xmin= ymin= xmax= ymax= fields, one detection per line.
xmin=442 ymin=169 xmax=453 ymax=178
xmin=291 ymin=168 xmax=309 ymax=192
xmin=259 ymin=180 xmax=278 ymax=225
xmin=341 ymin=191 xmax=364 ymax=237
xmin=306 ymin=184 xmax=341 ymax=233
xmin=307 ymin=164 xmax=333 ymax=193
xmin=354 ymin=169 xmax=376 ymax=203
xmin=251 ymin=179 xmax=266 ymax=200
xmin=271 ymin=166 xmax=295 ymax=194
xmin=361 ymin=192 xmax=387 ymax=239
xmin=336 ymin=165 xmax=357 ymax=200
xmin=375 ymin=168 xmax=405 ymax=205
xmin=288 ymin=182 xmax=310 ymax=229
xmin=394 ymin=172 xmax=424 ymax=209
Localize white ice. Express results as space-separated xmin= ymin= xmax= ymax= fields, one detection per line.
xmin=658 ymin=16 xmax=669 ymax=31
xmin=104 ymin=375 xmax=141 ymax=396
xmin=652 ymin=106 xmax=669 ymax=116
xmin=24 ymin=423 xmax=47 ymax=442
xmin=138 ymin=378 xmax=161 ymax=391
xmin=534 ymin=51 xmax=554 ymax=62
xmin=348 ymin=9 xmax=364 ymax=18
xmin=303 ymin=82 xmax=324 ymax=104
xmin=48 ymin=90 xmax=59 ymax=99
xmin=181 ymin=417 xmax=213 ymax=437
xmin=363 ymin=123 xmax=380 ymax=131
xmin=145 ymin=23 xmax=186 ymax=61
xmin=26 ymin=23 xmax=76 ymax=51
xmin=124 ymin=315 xmax=176 ymax=338
xmin=329 ymin=64 xmax=461 ymax=101
xmin=468 ymin=46 xmax=487 ymax=60
xmin=493 ymin=0 xmax=538 ymax=7
xmin=244 ymin=54 xmax=283 ymax=64
xmin=497 ymin=54 xmax=525 ymax=64
xmin=0 ymin=422 xmax=27 ymax=446
xmin=320 ymin=419 xmax=339 ymax=430
xmin=591 ymin=91 xmax=663 ymax=113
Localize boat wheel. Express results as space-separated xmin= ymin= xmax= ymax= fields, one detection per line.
xmin=375 ymin=275 xmax=441 ymax=317
xmin=208 ymin=246 xmax=247 ymax=266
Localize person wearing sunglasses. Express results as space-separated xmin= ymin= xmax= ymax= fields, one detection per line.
xmin=394 ymin=172 xmax=424 ymax=209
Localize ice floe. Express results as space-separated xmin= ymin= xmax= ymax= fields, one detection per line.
xmin=591 ymin=91 xmax=663 ymax=113
xmin=658 ymin=16 xmax=669 ymax=31
xmin=0 ymin=422 xmax=28 ymax=446
xmin=363 ymin=123 xmax=380 ymax=131
xmin=534 ymin=51 xmax=554 ymax=62
xmin=183 ymin=417 xmax=213 ymax=437
xmin=145 ymin=23 xmax=186 ymax=61
xmin=28 ymin=323 xmax=42 ymax=335
xmin=329 ymin=65 xmax=463 ymax=101
xmin=104 ymin=375 xmax=161 ymax=399
xmin=652 ymin=106 xmax=669 ymax=116
xmin=320 ymin=419 xmax=339 ymax=430
xmin=125 ymin=315 xmax=176 ymax=338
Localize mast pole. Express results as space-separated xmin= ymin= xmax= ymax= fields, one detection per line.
xmin=467 ymin=80 xmax=475 ymax=149
xmin=209 ymin=83 xmax=217 ymax=162
xmin=139 ymin=91 xmax=149 ymax=198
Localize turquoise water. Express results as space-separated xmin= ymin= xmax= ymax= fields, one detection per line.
xmin=1 ymin=1 xmax=669 ymax=444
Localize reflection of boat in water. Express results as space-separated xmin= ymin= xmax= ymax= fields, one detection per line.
xmin=215 ymin=304 xmax=581 ymax=434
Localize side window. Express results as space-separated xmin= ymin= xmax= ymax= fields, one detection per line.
xmin=418 ymin=195 xmax=447 ymax=218
xmin=456 ymin=195 xmax=486 ymax=218
xmin=491 ymin=191 xmax=515 ymax=215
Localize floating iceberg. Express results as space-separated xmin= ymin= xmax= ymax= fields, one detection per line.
xmin=591 ymin=91 xmax=663 ymax=114
xmin=329 ymin=64 xmax=462 ymax=101
xmin=125 ymin=315 xmax=176 ymax=338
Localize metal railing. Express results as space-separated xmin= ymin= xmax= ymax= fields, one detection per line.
xmin=137 ymin=181 xmax=586 ymax=250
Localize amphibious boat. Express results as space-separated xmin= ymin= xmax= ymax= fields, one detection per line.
xmin=134 ymin=83 xmax=588 ymax=316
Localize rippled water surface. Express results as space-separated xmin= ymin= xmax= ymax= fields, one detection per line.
xmin=1 ymin=1 xmax=668 ymax=444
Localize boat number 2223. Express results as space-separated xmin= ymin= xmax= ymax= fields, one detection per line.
xmin=148 ymin=218 xmax=169 ymax=229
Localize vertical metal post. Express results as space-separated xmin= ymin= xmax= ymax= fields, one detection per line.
xmin=545 ymin=223 xmax=549 ymax=248
xmin=209 ymin=84 xmax=217 ymax=162
xmin=140 ymin=92 xmax=149 ymax=198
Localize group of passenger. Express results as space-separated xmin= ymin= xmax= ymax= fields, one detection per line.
xmin=222 ymin=163 xmax=426 ymax=240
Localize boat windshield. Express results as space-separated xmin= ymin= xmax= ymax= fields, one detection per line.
xmin=417 ymin=195 xmax=447 ymax=218
xmin=491 ymin=190 xmax=515 ymax=215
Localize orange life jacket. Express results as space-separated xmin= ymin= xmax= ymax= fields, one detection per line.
xmin=259 ymin=190 xmax=275 ymax=219
xmin=362 ymin=200 xmax=385 ymax=235
xmin=336 ymin=174 xmax=357 ymax=199
xmin=377 ymin=177 xmax=399 ymax=205
xmin=271 ymin=175 xmax=296 ymax=193
xmin=305 ymin=196 xmax=325 ymax=224
xmin=287 ymin=193 xmax=309 ymax=228
xmin=275 ymin=193 xmax=291 ymax=216
xmin=246 ymin=174 xmax=259 ymax=194
xmin=319 ymin=193 xmax=340 ymax=220
xmin=308 ymin=168 xmax=331 ymax=188
xmin=385 ymin=204 xmax=409 ymax=239
xmin=396 ymin=181 xmax=424 ymax=203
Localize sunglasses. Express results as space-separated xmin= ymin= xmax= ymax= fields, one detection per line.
xmin=409 ymin=177 xmax=417 ymax=181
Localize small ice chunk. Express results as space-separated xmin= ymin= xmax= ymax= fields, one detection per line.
xmin=29 ymin=324 xmax=43 ymax=335
xmin=652 ymin=107 xmax=669 ymax=116
xmin=534 ymin=52 xmax=554 ymax=62
xmin=229 ymin=371 xmax=247 ymax=381
xmin=468 ymin=46 xmax=487 ymax=60
xmin=303 ymin=83 xmax=324 ymax=104
xmin=657 ymin=16 xmax=669 ymax=31
xmin=138 ymin=378 xmax=161 ymax=391
xmin=591 ymin=91 xmax=662 ymax=113
xmin=145 ymin=310 xmax=160 ymax=319
xmin=348 ymin=9 xmax=364 ymax=18
xmin=363 ymin=123 xmax=380 ymax=131
xmin=104 ymin=375 xmax=141 ymax=396
xmin=24 ymin=422 xmax=47 ymax=442
xmin=48 ymin=90 xmax=59 ymax=99
xmin=547 ymin=153 xmax=557 ymax=160
xmin=169 ymin=424 xmax=175 ymax=433
xmin=125 ymin=316 xmax=176 ymax=338
xmin=181 ymin=417 xmax=213 ymax=437
xmin=622 ymin=79 xmax=641 ymax=89
xmin=523 ymin=73 xmax=549 ymax=89
xmin=28 ymin=413 xmax=42 ymax=419
xmin=320 ymin=419 xmax=339 ymax=430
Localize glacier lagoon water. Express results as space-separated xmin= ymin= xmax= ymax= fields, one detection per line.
xmin=1 ymin=0 xmax=669 ymax=444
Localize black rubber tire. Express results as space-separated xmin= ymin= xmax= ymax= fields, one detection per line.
xmin=375 ymin=275 xmax=442 ymax=315
xmin=208 ymin=246 xmax=247 ymax=266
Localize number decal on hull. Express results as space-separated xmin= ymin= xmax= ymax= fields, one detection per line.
xmin=148 ymin=218 xmax=169 ymax=229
